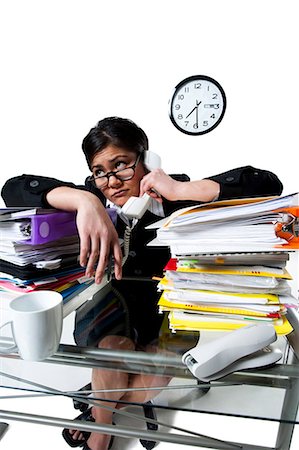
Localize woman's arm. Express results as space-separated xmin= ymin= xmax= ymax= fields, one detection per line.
xmin=1 ymin=175 xmax=122 ymax=283
xmin=46 ymin=187 xmax=122 ymax=283
xmin=139 ymin=170 xmax=219 ymax=203
xmin=139 ymin=166 xmax=283 ymax=202
xmin=1 ymin=174 xmax=77 ymax=207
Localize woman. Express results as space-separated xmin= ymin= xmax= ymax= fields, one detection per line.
xmin=1 ymin=117 xmax=283 ymax=450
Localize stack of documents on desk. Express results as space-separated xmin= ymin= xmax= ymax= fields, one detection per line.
xmin=0 ymin=207 xmax=94 ymax=306
xmin=149 ymin=193 xmax=299 ymax=336
xmin=150 ymin=192 xmax=299 ymax=253
xmin=158 ymin=255 xmax=297 ymax=335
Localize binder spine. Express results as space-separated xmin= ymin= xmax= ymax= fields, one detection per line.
xmin=15 ymin=207 xmax=116 ymax=245
xmin=23 ymin=212 xmax=78 ymax=245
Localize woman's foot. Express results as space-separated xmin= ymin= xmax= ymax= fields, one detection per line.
xmin=86 ymin=431 xmax=113 ymax=450
xmin=85 ymin=406 xmax=115 ymax=450
xmin=62 ymin=407 xmax=114 ymax=450
xmin=62 ymin=408 xmax=94 ymax=447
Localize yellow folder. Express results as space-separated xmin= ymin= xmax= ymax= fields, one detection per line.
xmin=158 ymin=294 xmax=284 ymax=318
xmin=168 ymin=310 xmax=293 ymax=336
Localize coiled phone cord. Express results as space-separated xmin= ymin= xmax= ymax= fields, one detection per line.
xmin=122 ymin=224 xmax=133 ymax=267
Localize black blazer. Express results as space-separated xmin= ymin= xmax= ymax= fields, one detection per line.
xmin=0 ymin=165 xmax=284 ymax=280
xmin=1 ymin=165 xmax=283 ymax=276
xmin=1 ymin=166 xmax=283 ymax=344
xmin=1 ymin=165 xmax=283 ymax=208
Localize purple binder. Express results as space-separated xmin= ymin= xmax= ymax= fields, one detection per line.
xmin=19 ymin=212 xmax=78 ymax=245
xmin=17 ymin=208 xmax=117 ymax=245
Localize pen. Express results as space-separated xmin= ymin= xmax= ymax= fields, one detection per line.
xmin=107 ymin=254 xmax=113 ymax=281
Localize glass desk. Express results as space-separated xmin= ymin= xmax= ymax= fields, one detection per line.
xmin=0 ymin=285 xmax=299 ymax=450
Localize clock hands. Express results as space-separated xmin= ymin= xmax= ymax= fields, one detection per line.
xmin=186 ymin=101 xmax=201 ymax=128
xmin=185 ymin=106 xmax=197 ymax=119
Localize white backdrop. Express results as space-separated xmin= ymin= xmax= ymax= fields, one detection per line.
xmin=0 ymin=0 xmax=298 ymax=199
xmin=0 ymin=1 xmax=299 ymax=450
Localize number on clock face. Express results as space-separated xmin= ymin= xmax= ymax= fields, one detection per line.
xmin=169 ymin=76 xmax=226 ymax=135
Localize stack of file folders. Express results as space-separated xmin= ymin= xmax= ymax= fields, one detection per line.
xmin=0 ymin=207 xmax=101 ymax=307
xmin=148 ymin=193 xmax=299 ymax=336
xmin=151 ymin=192 xmax=299 ymax=253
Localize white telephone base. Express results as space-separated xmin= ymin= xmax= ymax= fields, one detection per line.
xmin=199 ymin=345 xmax=282 ymax=381
xmin=182 ymin=324 xmax=278 ymax=381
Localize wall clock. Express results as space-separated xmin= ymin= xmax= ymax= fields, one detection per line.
xmin=169 ymin=75 xmax=226 ymax=135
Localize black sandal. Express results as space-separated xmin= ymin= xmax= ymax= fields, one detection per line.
xmin=140 ymin=401 xmax=158 ymax=450
xmin=62 ymin=408 xmax=94 ymax=447
xmin=62 ymin=407 xmax=115 ymax=449
xmin=71 ymin=384 xmax=157 ymax=449
xmin=73 ymin=383 xmax=92 ymax=412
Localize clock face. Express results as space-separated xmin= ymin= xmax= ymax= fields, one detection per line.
xmin=169 ymin=75 xmax=226 ymax=135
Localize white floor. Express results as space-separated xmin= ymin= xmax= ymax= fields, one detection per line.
xmin=1 ymin=396 xmax=299 ymax=450
xmin=1 ymin=362 xmax=299 ymax=450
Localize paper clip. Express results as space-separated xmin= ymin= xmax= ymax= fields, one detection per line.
xmin=275 ymin=213 xmax=298 ymax=242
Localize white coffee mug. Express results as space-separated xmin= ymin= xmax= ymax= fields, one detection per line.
xmin=0 ymin=290 xmax=63 ymax=361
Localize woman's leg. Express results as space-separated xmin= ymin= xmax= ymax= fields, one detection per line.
xmin=70 ymin=335 xmax=135 ymax=450
xmin=69 ymin=341 xmax=171 ymax=450
xmin=118 ymin=344 xmax=171 ymax=405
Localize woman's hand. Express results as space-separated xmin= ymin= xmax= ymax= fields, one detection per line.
xmin=76 ymin=196 xmax=122 ymax=283
xmin=139 ymin=169 xmax=181 ymax=202
xmin=46 ymin=187 xmax=122 ymax=283
xmin=139 ymin=169 xmax=221 ymax=203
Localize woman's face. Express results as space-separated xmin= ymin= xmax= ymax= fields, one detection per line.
xmin=90 ymin=145 xmax=146 ymax=206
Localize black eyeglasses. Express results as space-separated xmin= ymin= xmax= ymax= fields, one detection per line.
xmin=87 ymin=154 xmax=141 ymax=188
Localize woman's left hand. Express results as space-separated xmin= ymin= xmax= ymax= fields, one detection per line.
xmin=139 ymin=169 xmax=181 ymax=202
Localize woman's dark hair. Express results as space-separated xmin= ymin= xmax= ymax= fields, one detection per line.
xmin=82 ymin=117 xmax=149 ymax=169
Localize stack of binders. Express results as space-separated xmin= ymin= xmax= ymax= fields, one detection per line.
xmin=149 ymin=193 xmax=299 ymax=336
xmin=0 ymin=207 xmax=96 ymax=309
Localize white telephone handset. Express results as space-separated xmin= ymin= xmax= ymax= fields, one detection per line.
xmin=121 ymin=151 xmax=161 ymax=219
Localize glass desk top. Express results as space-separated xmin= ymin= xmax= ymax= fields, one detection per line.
xmin=1 ymin=286 xmax=299 ymax=450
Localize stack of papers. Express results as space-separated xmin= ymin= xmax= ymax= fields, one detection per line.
xmin=0 ymin=208 xmax=94 ymax=308
xmin=149 ymin=193 xmax=299 ymax=253
xmin=157 ymin=256 xmax=296 ymax=335
xmin=149 ymin=194 xmax=299 ymax=336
